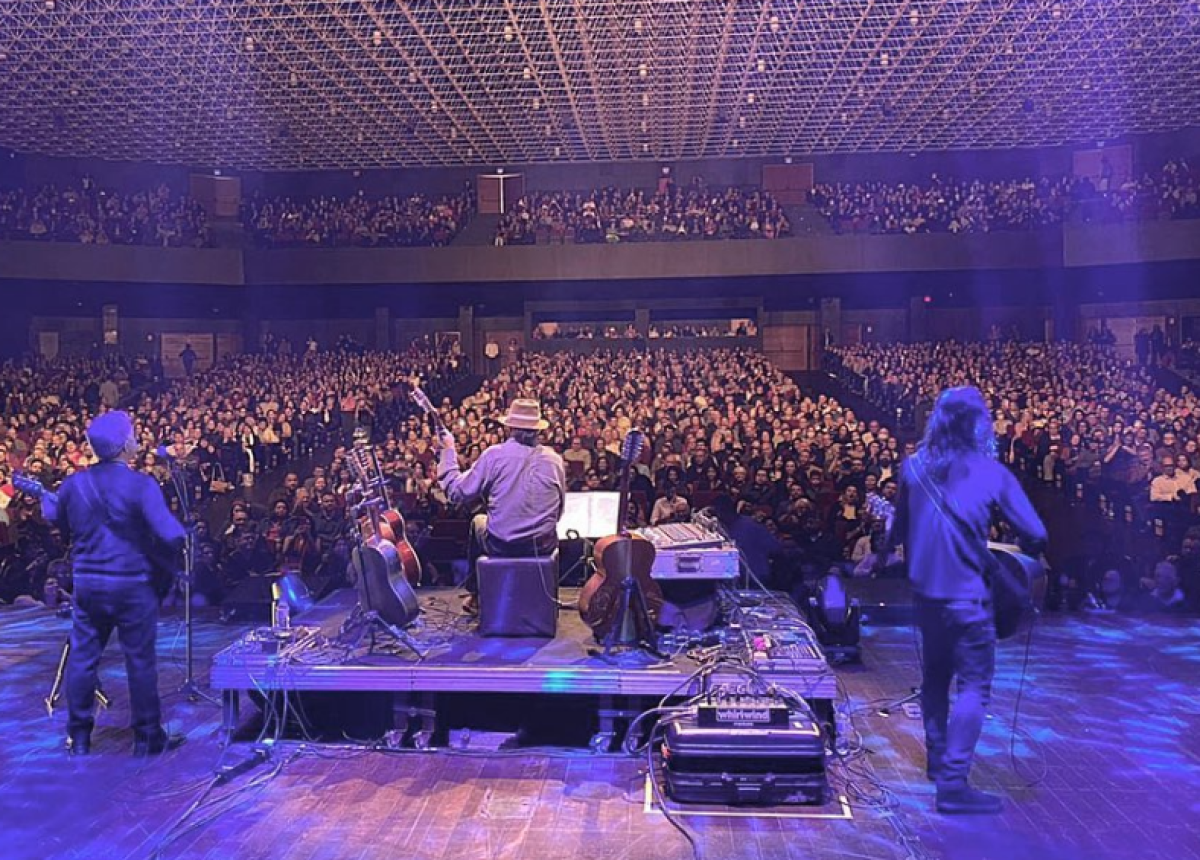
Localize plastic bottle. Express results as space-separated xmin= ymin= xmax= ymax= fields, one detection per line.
xmin=275 ymin=593 xmax=291 ymax=630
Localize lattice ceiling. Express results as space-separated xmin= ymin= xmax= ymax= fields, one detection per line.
xmin=1 ymin=0 xmax=1198 ymax=171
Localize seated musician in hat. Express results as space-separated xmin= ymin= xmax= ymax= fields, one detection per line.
xmin=436 ymin=399 xmax=566 ymax=614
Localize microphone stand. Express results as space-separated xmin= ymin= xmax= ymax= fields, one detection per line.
xmin=167 ymin=456 xmax=218 ymax=705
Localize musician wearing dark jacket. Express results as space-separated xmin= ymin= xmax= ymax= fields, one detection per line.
xmin=879 ymin=387 xmax=1047 ymax=815
xmin=44 ymin=411 xmax=187 ymax=756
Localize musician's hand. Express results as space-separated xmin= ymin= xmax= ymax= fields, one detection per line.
xmin=436 ymin=428 xmax=456 ymax=450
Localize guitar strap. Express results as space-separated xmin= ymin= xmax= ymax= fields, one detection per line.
xmin=907 ymin=452 xmax=1005 ymax=596
xmin=77 ymin=469 xmax=115 ymax=533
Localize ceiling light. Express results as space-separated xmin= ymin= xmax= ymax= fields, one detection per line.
xmin=769 ymin=15 xmax=780 ymax=33
xmin=372 ymin=30 xmax=383 ymax=48
xmin=503 ymin=25 xmax=514 ymax=42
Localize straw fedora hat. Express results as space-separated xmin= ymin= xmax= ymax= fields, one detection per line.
xmin=500 ymin=399 xmax=549 ymax=431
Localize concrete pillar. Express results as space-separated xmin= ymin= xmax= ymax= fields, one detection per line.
xmin=1050 ymin=274 xmax=1076 ymax=342
xmin=635 ymin=307 xmax=651 ymax=338
xmin=818 ymin=297 xmax=842 ymax=350
xmin=102 ymin=303 xmax=119 ymax=352
xmin=458 ymin=305 xmax=475 ymax=368
xmin=375 ymin=306 xmax=391 ymax=351
xmin=908 ymin=295 xmax=928 ymax=343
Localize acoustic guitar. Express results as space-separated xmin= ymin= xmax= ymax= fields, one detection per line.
xmin=986 ymin=541 xmax=1046 ymax=640
xmin=347 ymin=436 xmax=421 ymax=588
xmin=578 ymin=430 xmax=663 ymax=642
xmin=346 ymin=440 xmax=421 ymax=628
xmin=866 ymin=531 xmax=1045 ymax=642
xmin=14 ymin=471 xmax=182 ymax=600
xmin=410 ymin=385 xmax=447 ymax=436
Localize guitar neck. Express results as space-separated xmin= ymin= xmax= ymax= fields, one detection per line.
xmin=615 ymin=466 xmax=636 ymax=535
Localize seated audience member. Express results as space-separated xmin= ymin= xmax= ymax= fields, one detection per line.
xmin=1083 ymin=568 xmax=1135 ymax=613
xmin=1134 ymin=560 xmax=1189 ymax=615
xmin=650 ymin=485 xmax=687 ymax=525
xmin=1176 ymin=527 xmax=1200 ymax=613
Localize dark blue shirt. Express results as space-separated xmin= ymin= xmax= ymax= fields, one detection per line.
xmin=887 ymin=453 xmax=1047 ymax=600
xmin=726 ymin=514 xmax=784 ymax=584
xmin=47 ymin=462 xmax=187 ymax=577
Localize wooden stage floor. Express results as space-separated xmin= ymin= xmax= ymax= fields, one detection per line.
xmin=2 ymin=598 xmax=1198 ymax=860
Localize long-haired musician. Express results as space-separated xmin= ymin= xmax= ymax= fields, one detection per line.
xmin=879 ymin=386 xmax=1047 ymax=814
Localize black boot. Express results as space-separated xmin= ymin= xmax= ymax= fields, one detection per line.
xmin=936 ymin=786 xmax=1003 ymax=814
xmin=133 ymin=732 xmax=186 ymax=757
xmin=67 ymin=734 xmax=91 ymax=756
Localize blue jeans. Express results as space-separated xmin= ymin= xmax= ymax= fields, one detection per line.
xmin=67 ymin=574 xmax=165 ymax=744
xmin=914 ymin=593 xmax=996 ymax=791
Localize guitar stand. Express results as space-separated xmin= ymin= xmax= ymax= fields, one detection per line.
xmin=596 ymin=575 xmax=664 ymax=661
xmin=343 ymin=605 xmax=428 ymax=661
xmin=45 ymin=638 xmax=110 ymax=717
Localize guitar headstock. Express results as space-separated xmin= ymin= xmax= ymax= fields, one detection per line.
xmin=410 ymin=387 xmax=435 ymax=415
xmin=620 ymin=429 xmax=646 ymax=465
xmin=347 ymin=444 xmax=374 ymax=483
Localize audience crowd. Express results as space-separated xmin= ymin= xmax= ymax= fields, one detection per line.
xmin=0 ymin=179 xmax=210 ymax=247
xmin=809 ymin=159 xmax=1200 ymax=235
xmin=241 ymin=192 xmax=472 ymax=248
xmin=827 ymin=338 xmax=1200 ymax=613
xmin=4 ymin=335 xmax=1194 ymax=617
xmin=0 ymin=338 xmax=467 ymax=606
xmin=531 ymin=321 xmax=757 ymax=340
xmin=493 ymin=180 xmax=791 ymax=246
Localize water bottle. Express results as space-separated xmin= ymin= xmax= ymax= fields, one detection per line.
xmin=275 ymin=593 xmax=291 ymax=630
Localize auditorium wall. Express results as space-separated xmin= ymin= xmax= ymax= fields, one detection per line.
xmin=28 ymin=299 xmax=1200 ymax=367
xmin=5 ymin=222 xmax=1199 ymax=290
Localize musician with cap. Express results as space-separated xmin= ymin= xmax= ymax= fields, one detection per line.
xmin=44 ymin=410 xmax=187 ymax=756
xmin=436 ymin=399 xmax=566 ymax=614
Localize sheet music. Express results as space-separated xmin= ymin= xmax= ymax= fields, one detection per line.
xmin=557 ymin=492 xmax=621 ymax=539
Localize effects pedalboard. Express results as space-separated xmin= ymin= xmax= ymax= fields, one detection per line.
xmin=241 ymin=625 xmax=321 ymax=656
xmin=745 ymin=629 xmax=822 ymax=673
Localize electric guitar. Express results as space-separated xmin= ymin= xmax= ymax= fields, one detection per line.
xmin=13 ymin=471 xmax=182 ymax=600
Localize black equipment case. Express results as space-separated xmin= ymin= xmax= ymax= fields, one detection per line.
xmin=660 ymin=710 xmax=829 ymax=805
